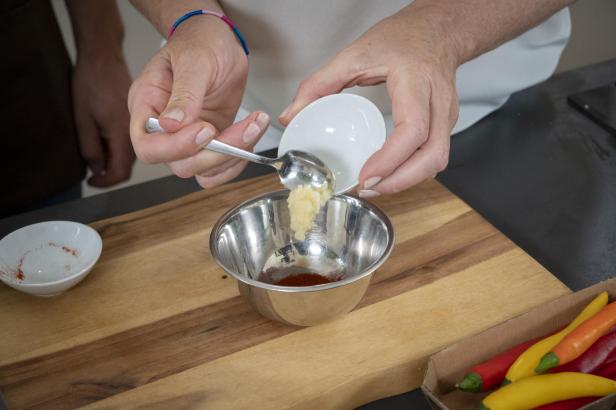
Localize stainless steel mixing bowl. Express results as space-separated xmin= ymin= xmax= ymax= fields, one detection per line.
xmin=209 ymin=190 xmax=394 ymax=326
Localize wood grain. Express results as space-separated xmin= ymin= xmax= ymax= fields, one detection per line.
xmin=0 ymin=175 xmax=569 ymax=409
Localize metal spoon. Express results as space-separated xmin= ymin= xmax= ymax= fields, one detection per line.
xmin=146 ymin=118 xmax=335 ymax=192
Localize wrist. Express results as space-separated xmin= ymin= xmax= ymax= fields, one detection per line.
xmin=167 ymin=13 xmax=246 ymax=58
xmin=398 ymin=3 xmax=467 ymax=70
xmin=76 ymin=44 xmax=125 ymax=66
xmin=144 ymin=1 xmax=227 ymax=38
xmin=74 ymin=23 xmax=124 ymax=62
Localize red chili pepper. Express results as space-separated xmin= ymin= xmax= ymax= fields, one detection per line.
xmin=549 ymin=330 xmax=616 ymax=374
xmin=600 ymin=350 xmax=616 ymax=368
xmin=533 ymin=396 xmax=600 ymax=410
xmin=455 ymin=337 xmax=541 ymax=393
xmin=596 ymin=361 xmax=616 ymax=379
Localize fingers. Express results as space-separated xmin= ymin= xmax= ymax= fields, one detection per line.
xmin=127 ymin=54 xmax=172 ymax=127
xmin=128 ymin=55 xmax=219 ymax=164
xmin=130 ymin=94 xmax=217 ymax=164
xmin=279 ymin=56 xmax=351 ymax=126
xmin=159 ymin=52 xmax=213 ymax=133
xmin=168 ymin=111 xmax=269 ymax=178
xmin=88 ymin=129 xmax=136 ymax=187
xmin=359 ymin=84 xmax=455 ymax=196
xmin=75 ymin=108 xmax=106 ymax=176
xmin=358 ymin=72 xmax=431 ymax=191
xmin=195 ymin=160 xmax=248 ymax=189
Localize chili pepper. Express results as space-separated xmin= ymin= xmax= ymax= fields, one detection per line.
xmin=599 ymin=349 xmax=616 ymax=368
xmin=504 ymin=292 xmax=609 ymax=383
xmin=477 ymin=372 xmax=616 ymax=410
xmin=456 ymin=337 xmax=541 ymax=393
xmin=549 ymin=329 xmax=616 ymax=374
xmin=537 ymin=301 xmax=616 ymax=373
xmin=532 ymin=397 xmax=601 ymax=410
xmin=596 ymin=361 xmax=616 ymax=379
xmin=604 ymin=354 xmax=616 ymax=367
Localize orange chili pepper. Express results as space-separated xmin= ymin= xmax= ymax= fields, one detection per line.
xmin=537 ymin=301 xmax=616 ymax=373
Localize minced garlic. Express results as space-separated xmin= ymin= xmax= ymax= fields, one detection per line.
xmin=287 ymin=184 xmax=332 ymax=241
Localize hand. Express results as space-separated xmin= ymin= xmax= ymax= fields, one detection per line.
xmin=279 ymin=5 xmax=461 ymax=197
xmin=72 ymin=49 xmax=135 ymax=187
xmin=128 ymin=18 xmax=270 ymax=189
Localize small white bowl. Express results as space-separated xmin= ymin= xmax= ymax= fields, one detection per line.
xmin=0 ymin=221 xmax=102 ymax=297
xmin=278 ymin=93 xmax=386 ymax=194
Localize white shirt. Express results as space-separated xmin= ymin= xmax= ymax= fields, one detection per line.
xmin=221 ymin=1 xmax=571 ymax=151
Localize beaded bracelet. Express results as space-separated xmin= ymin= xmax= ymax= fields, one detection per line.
xmin=168 ymin=10 xmax=249 ymax=55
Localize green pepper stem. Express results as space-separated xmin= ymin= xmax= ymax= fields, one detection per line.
xmin=455 ymin=372 xmax=483 ymax=393
xmin=535 ymin=351 xmax=560 ymax=373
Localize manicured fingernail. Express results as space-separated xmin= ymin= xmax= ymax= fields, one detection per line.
xmin=359 ymin=189 xmax=380 ymax=198
xmin=163 ymin=108 xmax=184 ymax=123
xmin=364 ymin=176 xmax=382 ymax=190
xmin=195 ymin=127 xmax=215 ymax=146
xmin=243 ymin=123 xmax=260 ymax=143
xmin=256 ymin=112 xmax=270 ymax=130
xmin=280 ymin=106 xmax=291 ymax=119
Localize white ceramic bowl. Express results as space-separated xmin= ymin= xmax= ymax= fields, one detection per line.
xmin=0 ymin=221 xmax=102 ymax=297
xmin=278 ymin=93 xmax=386 ymax=194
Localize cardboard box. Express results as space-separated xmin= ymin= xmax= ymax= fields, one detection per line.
xmin=422 ymin=278 xmax=616 ymax=410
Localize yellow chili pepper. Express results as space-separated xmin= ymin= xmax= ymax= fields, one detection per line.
xmin=478 ymin=372 xmax=616 ymax=410
xmin=504 ymin=291 xmax=608 ymax=383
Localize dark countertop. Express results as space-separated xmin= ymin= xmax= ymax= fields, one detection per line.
xmin=1 ymin=59 xmax=615 ymax=410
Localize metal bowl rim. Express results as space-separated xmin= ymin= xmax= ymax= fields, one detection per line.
xmin=209 ymin=189 xmax=395 ymax=293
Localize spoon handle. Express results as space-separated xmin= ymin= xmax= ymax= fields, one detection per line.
xmin=146 ymin=118 xmax=274 ymax=166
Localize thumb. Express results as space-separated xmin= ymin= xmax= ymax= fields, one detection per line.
xmin=279 ymin=58 xmax=351 ymax=126
xmin=160 ymin=55 xmax=211 ymax=133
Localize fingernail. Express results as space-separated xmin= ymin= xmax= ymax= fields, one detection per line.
xmin=195 ymin=127 xmax=215 ymax=146
xmin=364 ymin=176 xmax=382 ymax=190
xmin=243 ymin=123 xmax=260 ymax=143
xmin=280 ymin=106 xmax=291 ymax=119
xmin=359 ymin=189 xmax=380 ymax=198
xmin=163 ymin=108 xmax=184 ymax=123
xmin=256 ymin=112 xmax=270 ymax=130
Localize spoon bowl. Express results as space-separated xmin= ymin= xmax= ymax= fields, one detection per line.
xmin=276 ymin=150 xmax=334 ymax=192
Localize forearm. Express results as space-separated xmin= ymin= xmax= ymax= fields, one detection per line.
xmin=129 ymin=0 xmax=224 ymax=37
xmin=65 ymin=0 xmax=124 ymax=59
xmin=405 ymin=0 xmax=574 ymax=66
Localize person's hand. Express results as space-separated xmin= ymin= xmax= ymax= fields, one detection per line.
xmin=128 ymin=18 xmax=270 ymax=189
xmin=279 ymin=5 xmax=461 ymax=197
xmin=72 ymin=49 xmax=135 ymax=187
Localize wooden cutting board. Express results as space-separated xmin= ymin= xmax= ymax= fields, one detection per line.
xmin=0 ymin=175 xmax=569 ymax=410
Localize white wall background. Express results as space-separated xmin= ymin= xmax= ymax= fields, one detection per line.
xmin=50 ymin=0 xmax=616 ymax=197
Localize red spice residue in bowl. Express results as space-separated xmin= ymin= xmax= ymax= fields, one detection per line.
xmin=13 ymin=254 xmax=26 ymax=281
xmin=4 ymin=243 xmax=79 ymax=283
xmin=48 ymin=242 xmax=78 ymax=257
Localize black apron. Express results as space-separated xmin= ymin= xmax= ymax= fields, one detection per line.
xmin=1 ymin=0 xmax=85 ymax=217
